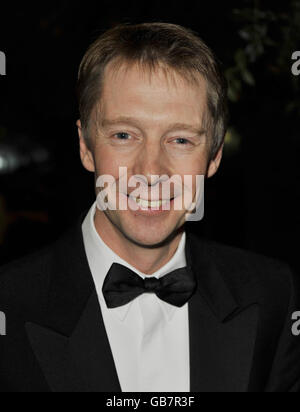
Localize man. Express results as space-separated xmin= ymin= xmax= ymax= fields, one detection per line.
xmin=0 ymin=23 xmax=300 ymax=392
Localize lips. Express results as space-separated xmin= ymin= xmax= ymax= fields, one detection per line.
xmin=126 ymin=194 xmax=174 ymax=209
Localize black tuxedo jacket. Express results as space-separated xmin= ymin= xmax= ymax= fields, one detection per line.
xmin=0 ymin=217 xmax=300 ymax=392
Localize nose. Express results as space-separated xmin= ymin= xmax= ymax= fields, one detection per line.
xmin=132 ymin=140 xmax=169 ymax=186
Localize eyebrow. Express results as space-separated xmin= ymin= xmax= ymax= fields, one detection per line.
xmin=100 ymin=116 xmax=207 ymax=135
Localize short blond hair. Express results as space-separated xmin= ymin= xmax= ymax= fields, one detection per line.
xmin=77 ymin=22 xmax=228 ymax=158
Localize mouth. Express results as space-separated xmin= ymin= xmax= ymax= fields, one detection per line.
xmin=126 ymin=194 xmax=175 ymax=209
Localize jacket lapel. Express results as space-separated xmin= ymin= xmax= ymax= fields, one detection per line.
xmin=26 ymin=291 xmax=121 ymax=392
xmin=26 ymin=217 xmax=121 ymax=392
xmin=186 ymin=233 xmax=259 ymax=392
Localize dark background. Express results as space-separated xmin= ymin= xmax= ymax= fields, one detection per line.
xmin=0 ymin=0 xmax=299 ymax=272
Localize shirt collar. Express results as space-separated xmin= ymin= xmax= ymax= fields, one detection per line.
xmin=82 ymin=202 xmax=187 ymax=323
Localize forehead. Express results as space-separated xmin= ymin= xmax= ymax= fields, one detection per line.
xmin=99 ymin=61 xmax=208 ymax=126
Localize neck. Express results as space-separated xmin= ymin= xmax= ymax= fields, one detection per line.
xmin=94 ymin=210 xmax=184 ymax=275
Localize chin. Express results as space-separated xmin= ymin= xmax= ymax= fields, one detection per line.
xmin=122 ymin=220 xmax=184 ymax=248
xmin=129 ymin=233 xmax=168 ymax=248
xmin=104 ymin=210 xmax=185 ymax=247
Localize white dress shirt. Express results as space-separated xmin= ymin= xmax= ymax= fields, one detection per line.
xmin=82 ymin=202 xmax=190 ymax=392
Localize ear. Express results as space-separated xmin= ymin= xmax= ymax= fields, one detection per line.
xmin=207 ymin=143 xmax=224 ymax=178
xmin=77 ymin=120 xmax=95 ymax=173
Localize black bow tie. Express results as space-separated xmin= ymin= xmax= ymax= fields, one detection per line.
xmin=102 ymin=263 xmax=197 ymax=308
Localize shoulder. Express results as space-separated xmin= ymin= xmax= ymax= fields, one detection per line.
xmin=188 ymin=232 xmax=297 ymax=309
xmin=0 ymin=215 xmax=87 ymax=319
xmin=0 ymin=212 xmax=85 ymax=298
xmin=0 ymin=244 xmax=55 ymax=317
xmin=188 ymin=232 xmax=293 ymax=278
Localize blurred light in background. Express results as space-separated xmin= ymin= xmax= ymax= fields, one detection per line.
xmin=0 ymin=135 xmax=49 ymax=175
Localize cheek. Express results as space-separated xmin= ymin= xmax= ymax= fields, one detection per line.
xmin=93 ymin=145 xmax=123 ymax=178
xmin=175 ymin=154 xmax=208 ymax=177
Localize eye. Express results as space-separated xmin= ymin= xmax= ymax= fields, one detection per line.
xmin=114 ymin=132 xmax=132 ymax=141
xmin=174 ymin=138 xmax=192 ymax=145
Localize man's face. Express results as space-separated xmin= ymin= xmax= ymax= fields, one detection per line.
xmin=78 ymin=62 xmax=223 ymax=247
